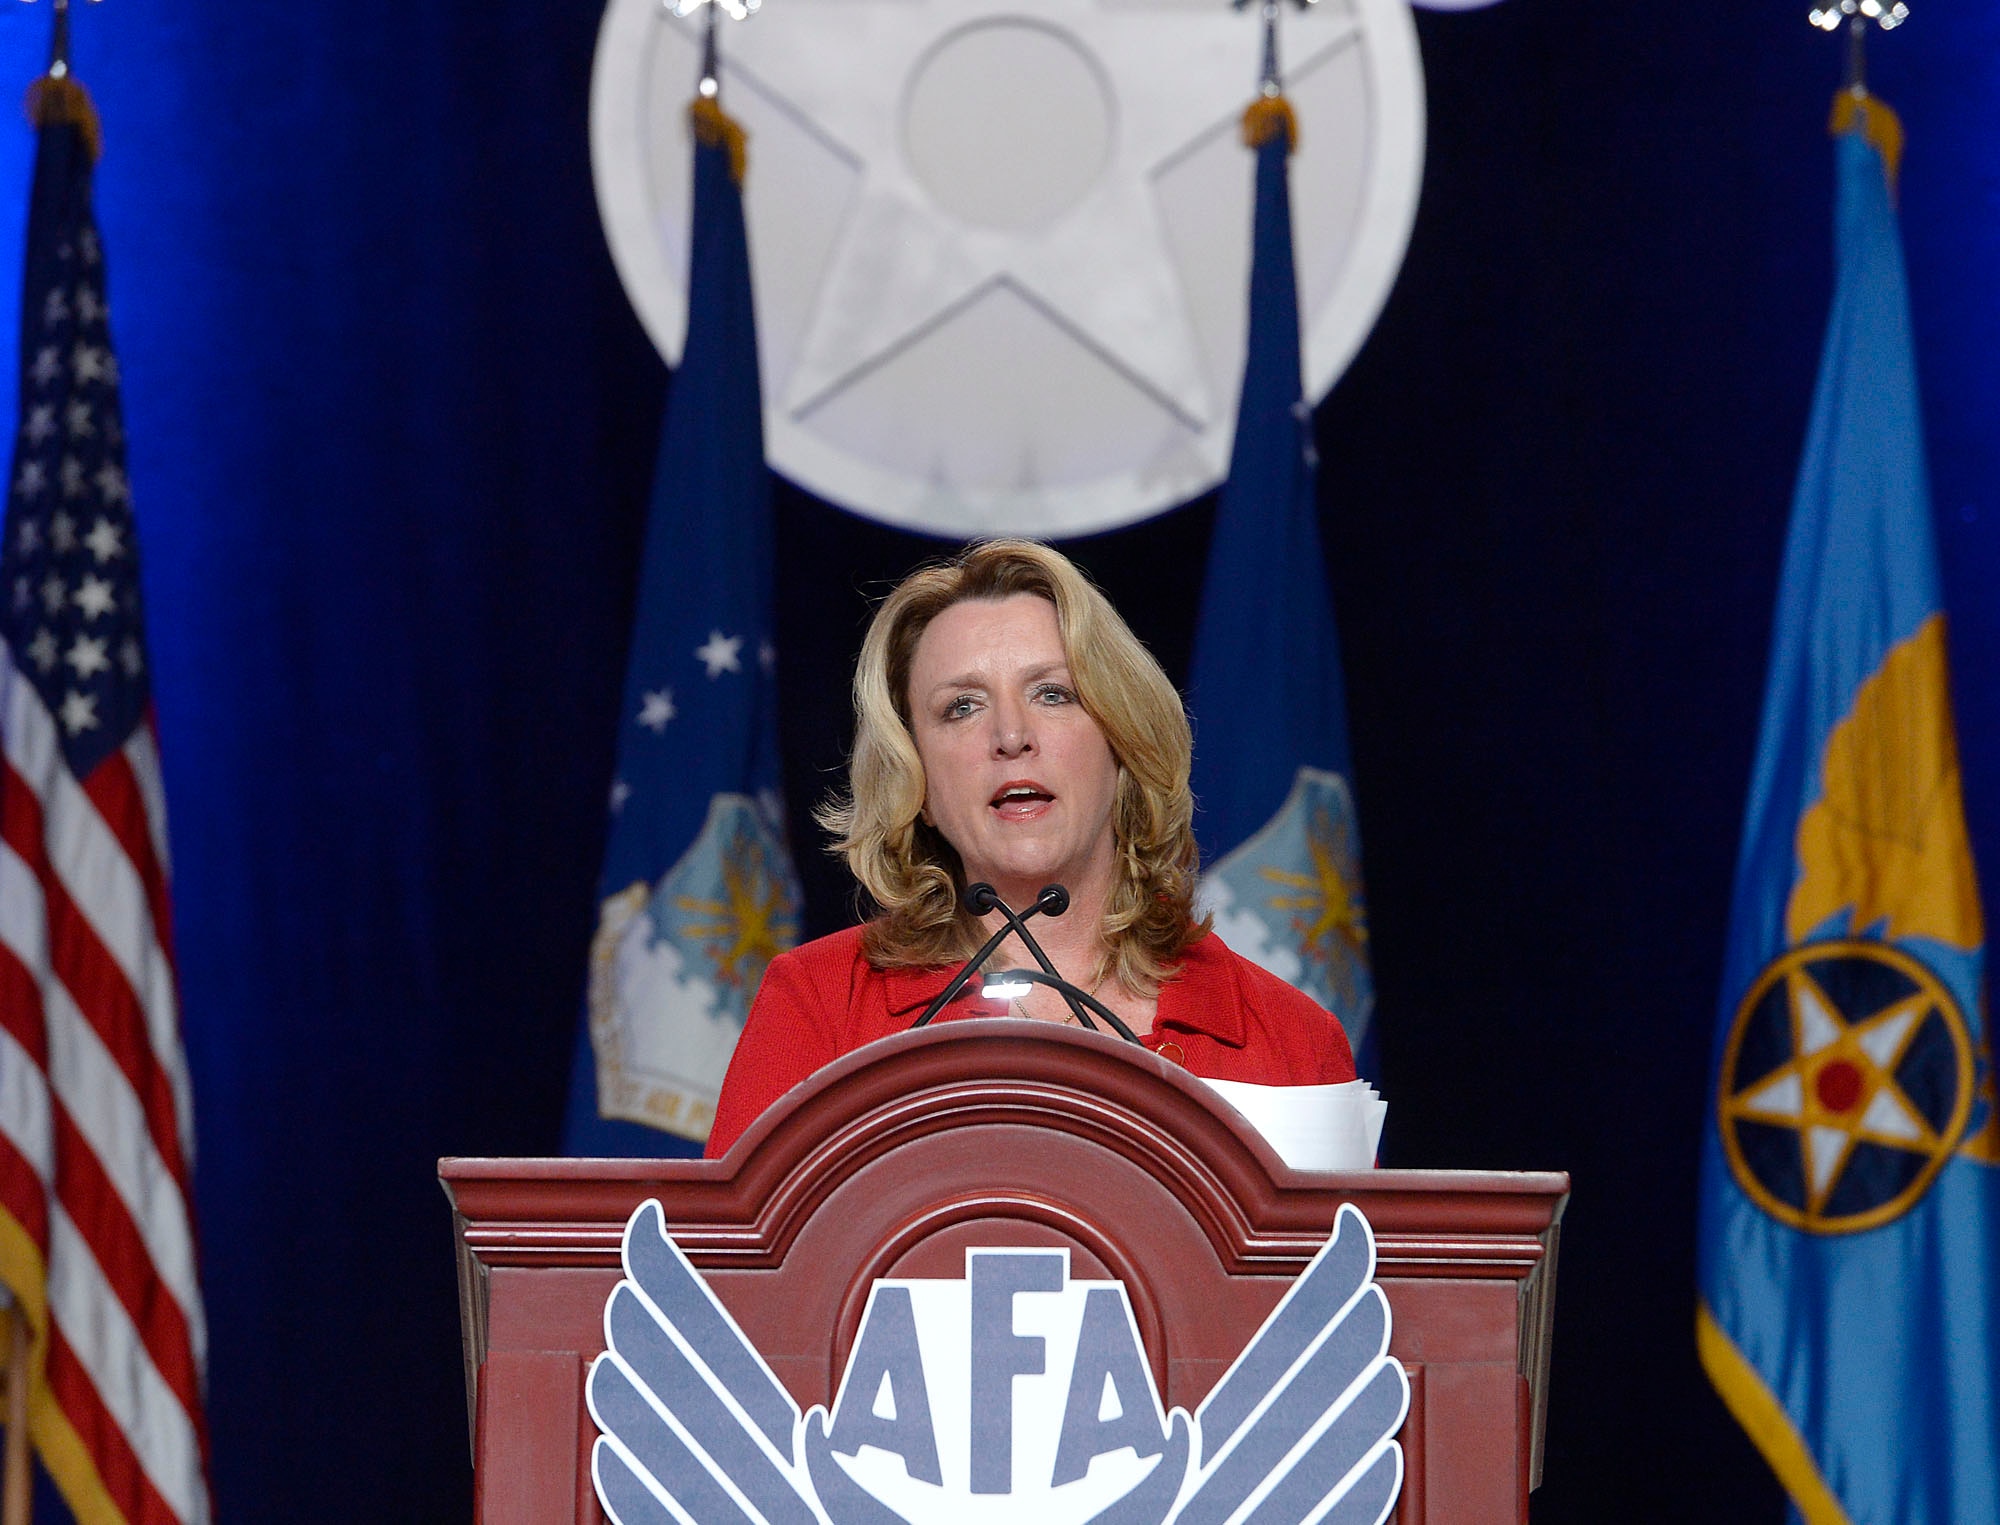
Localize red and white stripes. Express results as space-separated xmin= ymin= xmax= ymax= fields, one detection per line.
xmin=0 ymin=642 xmax=210 ymax=1525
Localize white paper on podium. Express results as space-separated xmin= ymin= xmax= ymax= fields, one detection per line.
xmin=1199 ymin=1078 xmax=1387 ymax=1170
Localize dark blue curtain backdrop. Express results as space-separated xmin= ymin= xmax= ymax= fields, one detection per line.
xmin=0 ymin=3 xmax=1992 ymax=1520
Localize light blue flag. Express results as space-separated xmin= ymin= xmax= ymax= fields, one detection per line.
xmin=564 ymin=92 xmax=801 ymax=1154
xmin=1696 ymin=97 xmax=2000 ymax=1524
xmin=1186 ymin=95 xmax=1373 ymax=1060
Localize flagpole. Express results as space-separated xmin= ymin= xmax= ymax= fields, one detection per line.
xmin=2 ymin=1304 xmax=25 ymax=1525
xmin=7 ymin=23 xmax=86 ymax=1525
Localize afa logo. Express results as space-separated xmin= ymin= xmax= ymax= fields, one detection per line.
xmin=589 ymin=1201 xmax=1409 ymax=1525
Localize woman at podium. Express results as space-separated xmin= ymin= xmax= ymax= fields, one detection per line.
xmin=706 ymin=540 xmax=1353 ymax=1157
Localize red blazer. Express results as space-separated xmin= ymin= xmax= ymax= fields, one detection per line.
xmin=706 ymin=924 xmax=1355 ymax=1157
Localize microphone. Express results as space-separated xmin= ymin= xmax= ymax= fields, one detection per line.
xmin=979 ymin=968 xmax=1143 ymax=1045
xmin=962 ymin=884 xmax=1096 ymax=1030
xmin=910 ymin=883 xmax=1063 ymax=1028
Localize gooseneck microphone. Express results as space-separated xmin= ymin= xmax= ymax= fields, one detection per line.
xmin=909 ymin=883 xmax=1064 ymax=1028
xmin=909 ymin=883 xmax=1145 ymax=1047
xmin=963 ymin=883 xmax=1094 ymax=1030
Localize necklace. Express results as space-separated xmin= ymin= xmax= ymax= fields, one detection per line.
xmin=1013 ymin=970 xmax=1111 ymax=1028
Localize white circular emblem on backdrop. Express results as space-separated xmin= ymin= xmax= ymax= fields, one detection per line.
xmin=592 ymin=0 xmax=1428 ymax=537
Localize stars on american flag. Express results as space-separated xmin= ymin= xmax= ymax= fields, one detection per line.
xmin=57 ymin=689 xmax=96 ymax=735
xmin=0 ymin=174 xmax=149 ymax=776
xmin=73 ymin=574 xmax=115 ymax=620
xmin=84 ymin=517 xmax=122 ymax=561
xmin=64 ymin=633 xmax=108 ymax=679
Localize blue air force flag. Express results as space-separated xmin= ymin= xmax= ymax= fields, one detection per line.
xmin=564 ymin=96 xmax=801 ymax=1153
xmin=1696 ymin=97 xmax=2000 ymax=1524
xmin=1187 ymin=96 xmax=1372 ymax=1059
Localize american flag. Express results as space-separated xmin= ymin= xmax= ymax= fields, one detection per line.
xmin=0 ymin=73 xmax=211 ymax=1525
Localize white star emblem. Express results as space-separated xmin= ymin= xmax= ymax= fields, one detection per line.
xmin=717 ymin=0 xmax=1269 ymax=436
xmin=39 ymin=574 xmax=65 ymax=614
xmin=58 ymin=690 xmax=97 ymax=735
xmin=75 ymin=285 xmax=104 ymax=323
xmin=49 ymin=511 xmax=76 ymax=552
xmin=25 ymin=629 xmax=57 ymax=672
xmin=12 ymin=576 xmax=31 ymax=611
xmin=13 ymin=519 xmax=39 ymax=555
xmin=71 ymin=345 xmax=110 ymax=386
xmin=93 ymin=464 xmax=130 ymax=506
xmin=41 ymin=289 xmax=68 ymax=328
xmin=72 ymin=574 xmax=116 ymax=620
xmin=695 ymin=630 xmax=743 ymax=678
xmin=58 ymin=458 xmax=85 ymax=499
xmin=83 ymin=519 xmax=124 ymax=562
xmin=638 ymin=688 xmax=678 ymax=731
xmin=24 ymin=405 xmax=56 ymax=444
xmin=609 ymin=778 xmax=633 ymax=813
xmin=758 ymin=639 xmax=776 ymax=674
xmin=79 ymin=230 xmax=99 ymax=268
xmin=15 ymin=462 xmax=46 ymax=499
xmin=30 ymin=346 xmax=61 ymax=387
xmin=63 ymin=400 xmax=93 ymax=439
xmin=118 ymin=638 xmax=143 ymax=676
xmin=64 ymin=634 xmax=109 ymax=679
xmin=595 ymin=0 xmax=1428 ymax=534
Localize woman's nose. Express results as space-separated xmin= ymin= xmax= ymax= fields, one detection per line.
xmin=991 ymin=698 xmax=1035 ymax=757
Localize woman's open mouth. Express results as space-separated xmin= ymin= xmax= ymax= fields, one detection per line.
xmin=989 ymin=780 xmax=1054 ymax=821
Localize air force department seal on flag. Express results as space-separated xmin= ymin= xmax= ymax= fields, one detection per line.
xmin=589 ymin=794 xmax=802 ymax=1141
xmin=589 ymin=1200 xmax=1409 ymax=1525
xmin=1197 ymin=768 xmax=1373 ymax=1053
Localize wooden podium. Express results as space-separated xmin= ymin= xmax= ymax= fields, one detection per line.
xmin=441 ymin=1022 xmax=1567 ymax=1524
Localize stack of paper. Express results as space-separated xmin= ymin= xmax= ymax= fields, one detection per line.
xmin=1199 ymin=1077 xmax=1386 ymax=1170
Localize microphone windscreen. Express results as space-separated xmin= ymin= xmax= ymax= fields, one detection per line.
xmin=965 ymin=882 xmax=999 ymax=914
xmin=1037 ymin=884 xmax=1070 ymax=917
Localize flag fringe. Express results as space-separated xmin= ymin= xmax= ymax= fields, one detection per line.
xmin=1241 ymin=95 xmax=1296 ymax=153
xmin=24 ymin=74 xmax=102 ymax=164
xmin=1829 ymin=86 xmax=1902 ymax=195
xmin=0 ymin=1212 xmax=125 ymax=1525
xmin=1695 ymin=1303 xmax=1854 ymax=1525
xmin=690 ymin=95 xmax=747 ymax=184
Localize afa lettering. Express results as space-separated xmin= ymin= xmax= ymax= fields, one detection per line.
xmin=968 ymin=1252 xmax=1065 ymax=1491
xmin=593 ymin=1200 xmax=1408 ymax=1525
xmin=1051 ymin=1287 xmax=1168 ymax=1485
xmin=828 ymin=1286 xmax=943 ymax=1486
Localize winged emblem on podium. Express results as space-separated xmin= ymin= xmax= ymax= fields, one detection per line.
xmin=588 ymin=1200 xmax=1409 ymax=1525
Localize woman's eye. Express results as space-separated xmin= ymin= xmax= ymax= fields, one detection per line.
xmin=1033 ymin=684 xmax=1075 ymax=706
xmin=942 ymin=695 xmax=978 ymax=720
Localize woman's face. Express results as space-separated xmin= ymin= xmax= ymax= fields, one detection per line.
xmin=905 ymin=593 xmax=1121 ymax=905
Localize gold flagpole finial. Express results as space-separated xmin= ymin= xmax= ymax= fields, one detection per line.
xmin=666 ymin=0 xmax=754 ymax=180
xmin=1233 ymin=0 xmax=1310 ymax=149
xmin=24 ymin=0 xmax=105 ymax=158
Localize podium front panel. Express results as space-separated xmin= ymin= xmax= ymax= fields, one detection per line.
xmin=443 ymin=1023 xmax=1567 ymax=1524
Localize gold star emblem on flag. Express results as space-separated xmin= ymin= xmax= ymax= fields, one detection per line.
xmin=1719 ymin=941 xmax=1974 ymax=1234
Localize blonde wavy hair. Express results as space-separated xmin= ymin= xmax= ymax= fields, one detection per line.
xmin=818 ymin=539 xmax=1208 ymax=993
